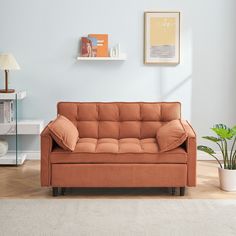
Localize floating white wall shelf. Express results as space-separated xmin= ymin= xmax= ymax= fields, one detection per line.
xmin=77 ymin=53 xmax=127 ymax=61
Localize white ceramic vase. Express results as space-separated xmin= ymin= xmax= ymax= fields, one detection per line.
xmin=0 ymin=139 xmax=8 ymax=157
xmin=218 ymin=167 xmax=236 ymax=192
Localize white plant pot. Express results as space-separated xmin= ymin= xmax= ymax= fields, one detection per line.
xmin=218 ymin=167 xmax=236 ymax=192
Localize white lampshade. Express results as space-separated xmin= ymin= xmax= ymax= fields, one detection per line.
xmin=0 ymin=53 xmax=20 ymax=70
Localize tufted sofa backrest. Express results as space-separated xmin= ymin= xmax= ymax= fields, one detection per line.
xmin=57 ymin=102 xmax=181 ymax=139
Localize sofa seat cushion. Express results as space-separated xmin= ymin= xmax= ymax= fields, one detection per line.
xmin=75 ymin=138 xmax=160 ymax=153
xmin=50 ymin=138 xmax=187 ymax=164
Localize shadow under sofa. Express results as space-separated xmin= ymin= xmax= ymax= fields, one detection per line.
xmin=41 ymin=102 xmax=196 ymax=196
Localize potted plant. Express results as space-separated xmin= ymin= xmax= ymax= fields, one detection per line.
xmin=197 ymin=124 xmax=236 ymax=191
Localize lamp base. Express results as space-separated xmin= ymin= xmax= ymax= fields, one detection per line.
xmin=0 ymin=89 xmax=15 ymax=93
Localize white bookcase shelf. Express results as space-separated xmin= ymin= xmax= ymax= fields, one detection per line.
xmin=0 ymin=120 xmax=44 ymax=135
xmin=0 ymin=91 xmax=26 ymax=100
xmin=77 ymin=53 xmax=127 ymax=61
xmin=0 ymin=90 xmax=43 ymax=166
xmin=0 ymin=153 xmax=26 ymax=165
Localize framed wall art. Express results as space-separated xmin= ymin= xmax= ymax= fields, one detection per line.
xmin=144 ymin=12 xmax=180 ymax=65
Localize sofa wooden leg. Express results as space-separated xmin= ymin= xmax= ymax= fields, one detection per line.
xmin=52 ymin=187 xmax=59 ymax=197
xmin=171 ymin=187 xmax=176 ymax=196
xmin=180 ymin=187 xmax=185 ymax=196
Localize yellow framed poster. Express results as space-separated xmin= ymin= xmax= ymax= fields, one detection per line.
xmin=144 ymin=12 xmax=180 ymax=65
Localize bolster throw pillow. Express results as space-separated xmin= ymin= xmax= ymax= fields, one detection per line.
xmin=156 ymin=120 xmax=187 ymax=153
xmin=48 ymin=115 xmax=79 ymax=151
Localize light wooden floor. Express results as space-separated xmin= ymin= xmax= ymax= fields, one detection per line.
xmin=0 ymin=161 xmax=236 ymax=199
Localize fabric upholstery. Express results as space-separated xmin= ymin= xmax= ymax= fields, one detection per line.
xmin=50 ymin=138 xmax=187 ymax=164
xmin=41 ymin=102 xmax=196 ymax=188
xmin=41 ymin=125 xmax=53 ymax=186
xmin=75 ymin=138 xmax=163 ymax=153
xmin=181 ymin=120 xmax=197 ymax=186
xmin=57 ymin=102 xmax=181 ymax=139
xmin=141 ymin=104 xmax=161 ymax=121
xmin=48 ymin=115 xmax=79 ymax=151
xmin=156 ymin=120 xmax=187 ymax=153
xmin=51 ymin=164 xmax=187 ymax=187
xmin=51 ymin=149 xmax=187 ymax=164
xmin=99 ymin=122 xmax=119 ymax=139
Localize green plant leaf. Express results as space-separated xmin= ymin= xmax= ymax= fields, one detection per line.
xmin=197 ymin=145 xmax=216 ymax=155
xmin=198 ymin=145 xmax=223 ymax=168
xmin=211 ymin=124 xmax=234 ymax=140
xmin=202 ymin=136 xmax=221 ymax=142
xmin=231 ymin=125 xmax=236 ymax=136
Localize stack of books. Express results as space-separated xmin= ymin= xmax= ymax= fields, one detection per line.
xmin=81 ymin=34 xmax=108 ymax=57
xmin=0 ymin=101 xmax=14 ymax=123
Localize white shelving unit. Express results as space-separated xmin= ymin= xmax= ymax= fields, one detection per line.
xmin=0 ymin=120 xmax=44 ymax=135
xmin=0 ymin=91 xmax=44 ymax=165
xmin=77 ymin=53 xmax=127 ymax=61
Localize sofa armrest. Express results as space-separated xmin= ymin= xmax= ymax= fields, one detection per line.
xmin=181 ymin=120 xmax=197 ymax=186
xmin=41 ymin=123 xmax=53 ymax=186
xmin=182 ymin=120 xmax=196 ymax=150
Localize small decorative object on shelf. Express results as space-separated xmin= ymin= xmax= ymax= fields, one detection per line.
xmin=0 ymin=139 xmax=8 ymax=157
xmin=0 ymin=53 xmax=20 ymax=93
xmin=81 ymin=34 xmax=108 ymax=57
xmin=0 ymin=100 xmax=14 ymax=123
xmin=81 ymin=37 xmax=97 ymax=57
xmin=78 ymin=35 xmax=126 ymax=61
xmin=88 ymin=34 xmax=108 ymax=57
xmin=110 ymin=44 xmax=121 ymax=58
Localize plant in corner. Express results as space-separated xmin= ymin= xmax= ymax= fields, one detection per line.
xmin=197 ymin=124 xmax=236 ymax=192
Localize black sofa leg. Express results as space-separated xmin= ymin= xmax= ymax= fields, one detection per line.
xmin=180 ymin=187 xmax=185 ymax=196
xmin=52 ymin=187 xmax=59 ymax=197
xmin=171 ymin=187 xmax=176 ymax=196
xmin=61 ymin=187 xmax=66 ymax=195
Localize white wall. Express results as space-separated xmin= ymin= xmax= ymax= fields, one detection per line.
xmin=191 ymin=1 xmax=236 ymax=141
xmin=0 ymin=0 xmax=235 ymax=152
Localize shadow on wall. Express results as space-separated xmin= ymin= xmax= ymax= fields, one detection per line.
xmin=158 ymin=29 xmax=193 ymax=121
xmin=160 ymin=76 xmax=191 ymax=101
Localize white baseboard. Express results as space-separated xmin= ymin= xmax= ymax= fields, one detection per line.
xmin=8 ymin=151 xmax=40 ymax=160
xmin=8 ymin=150 xmax=224 ymax=161
xmin=25 ymin=151 xmax=40 ymax=160
xmin=197 ymin=151 xmax=223 ymax=161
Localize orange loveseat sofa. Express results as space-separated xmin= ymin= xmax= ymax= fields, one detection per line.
xmin=41 ymin=102 xmax=196 ymax=196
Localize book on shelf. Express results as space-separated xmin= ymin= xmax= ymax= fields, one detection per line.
xmin=81 ymin=37 xmax=97 ymax=57
xmin=88 ymin=34 xmax=108 ymax=57
xmin=0 ymin=101 xmax=14 ymax=123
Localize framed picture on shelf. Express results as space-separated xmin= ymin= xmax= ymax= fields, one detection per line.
xmin=144 ymin=12 xmax=180 ymax=65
